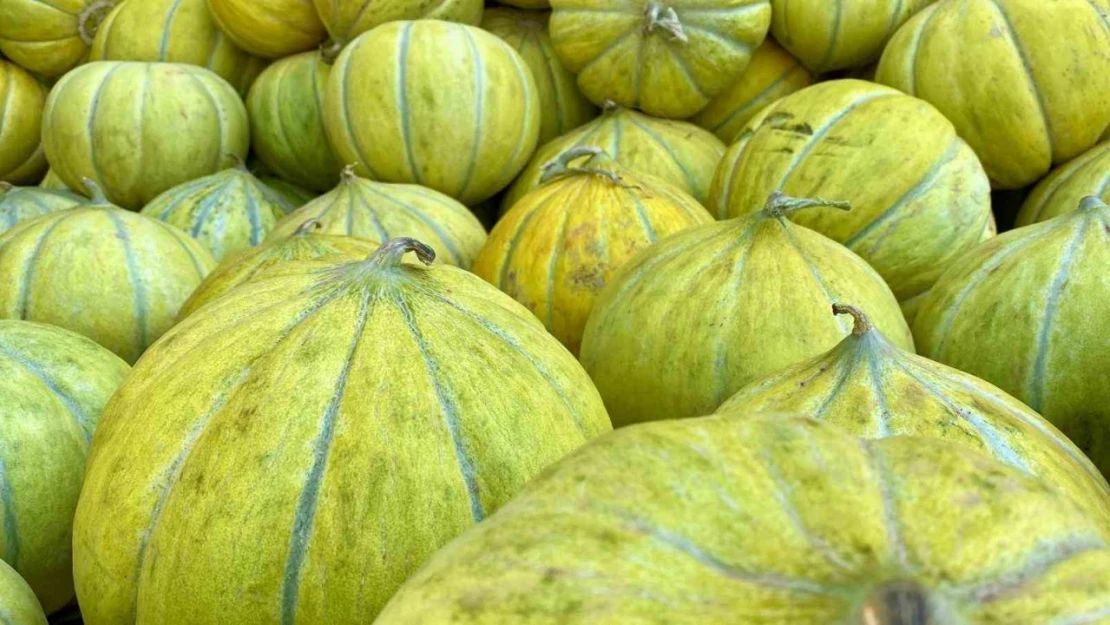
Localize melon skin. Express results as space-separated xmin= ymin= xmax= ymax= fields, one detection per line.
xmin=37 ymin=169 xmax=69 ymax=192
xmin=0 ymin=559 xmax=48 ymax=625
xmin=375 ymin=413 xmax=1110 ymax=624
xmin=0 ymin=0 xmax=118 ymax=78
xmin=72 ymin=239 xmax=612 ymax=625
xmin=325 ymin=20 xmax=541 ymax=206
xmin=876 ymin=0 xmax=1110 ymax=189
xmin=0 ymin=321 xmax=129 ymax=614
xmin=0 ymin=185 xmax=86 ymax=234
xmin=205 ymin=0 xmax=326 ymax=59
xmin=0 ymin=61 xmax=48 ymax=186
xmin=41 ymin=62 xmax=249 ymax=211
xmin=315 ymin=0 xmax=483 ymax=45
xmin=1018 ymin=141 xmax=1110 ymax=227
xmin=259 ymin=176 xmax=318 ymax=208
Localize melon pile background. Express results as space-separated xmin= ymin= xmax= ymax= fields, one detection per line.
xmin=1 ymin=0 xmax=1110 ymax=623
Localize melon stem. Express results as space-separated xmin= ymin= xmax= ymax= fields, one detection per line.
xmin=644 ymin=2 xmax=689 ymax=43
xmin=319 ymin=40 xmax=343 ymax=65
xmin=858 ymin=581 xmax=934 ymax=625
xmin=340 ymin=164 xmax=359 ymax=184
xmin=292 ymin=219 xmax=323 ymax=236
xmin=1078 ymin=195 xmax=1108 ymax=213
xmin=80 ymin=178 xmax=109 ymax=204
xmin=77 ymin=0 xmax=115 ymax=46
xmin=763 ymin=191 xmax=850 ymax=218
xmin=539 ymin=146 xmax=622 ymax=186
xmin=367 ymin=237 xmax=435 ymax=268
xmin=832 ymin=304 xmax=873 ymax=336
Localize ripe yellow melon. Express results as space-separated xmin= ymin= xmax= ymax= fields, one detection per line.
xmin=0 ymin=559 xmax=46 ymax=625
xmin=876 ymin=0 xmax=1110 ymax=189
xmin=1018 ymin=141 xmax=1110 ymax=227
xmin=0 ymin=183 xmax=85 ymax=234
xmin=0 ymin=0 xmax=118 ymax=77
xmin=549 ymin=0 xmax=773 ymax=119
xmin=899 ymin=213 xmax=996 ymax=325
xmin=206 ymin=0 xmax=326 ymax=58
xmin=474 ymin=147 xmax=712 ymax=354
xmin=0 ymin=61 xmax=47 ymax=185
xmin=325 ymin=20 xmax=540 ymax=205
xmin=481 ymin=8 xmax=598 ymax=145
xmin=73 ymin=238 xmax=611 ymax=624
xmin=315 ymin=0 xmax=483 ymax=45
xmin=42 ymin=61 xmax=249 ymax=210
xmin=90 ymin=0 xmax=267 ymax=96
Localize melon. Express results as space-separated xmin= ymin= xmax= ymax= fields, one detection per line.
xmin=41 ymin=61 xmax=249 ymax=210
xmin=205 ymin=0 xmax=326 ymax=58
xmin=90 ymin=0 xmax=267 ymax=96
xmin=375 ymin=413 xmax=1110 ymax=624
xmin=504 ymin=105 xmax=725 ymax=209
xmin=259 ymin=176 xmax=318 ymax=208
xmin=876 ymin=0 xmax=1110 ymax=189
xmin=481 ymin=8 xmax=598 ymax=145
xmin=475 ymin=147 xmax=712 ymax=354
xmin=316 ymin=0 xmax=483 ymax=45
xmin=140 ymin=165 xmax=296 ymax=261
xmin=549 ymin=0 xmax=773 ymax=119
xmin=0 ymin=183 xmax=84 ymax=234
xmin=0 ymin=321 xmax=129 ymax=614
xmin=580 ymin=192 xmax=913 ymax=427
xmin=719 ymin=304 xmax=1110 ymax=532
xmin=710 ymin=79 xmax=992 ymax=306
xmin=37 ymin=169 xmax=69 ymax=191
xmin=690 ymin=39 xmax=812 ymax=143
xmin=0 ymin=182 xmax=217 ymax=363
xmin=246 ymin=51 xmax=340 ymax=192
xmin=0 ymin=61 xmax=47 ymax=185
xmin=178 ymin=220 xmax=378 ymax=318
xmin=899 ymin=214 xmax=996 ymax=325
xmin=0 ymin=559 xmax=47 ymax=625
xmin=325 ymin=20 xmax=540 ymax=205
xmin=1018 ymin=141 xmax=1110 ymax=227
xmin=267 ymin=167 xmax=487 ymax=268
xmin=0 ymin=0 xmax=118 ymax=77
xmin=73 ymin=237 xmax=612 ymax=624
xmin=914 ymin=196 xmax=1110 ymax=475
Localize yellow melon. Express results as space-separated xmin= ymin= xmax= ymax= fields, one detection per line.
xmin=206 ymin=0 xmax=326 ymax=58
xmin=1018 ymin=141 xmax=1110 ymax=227
xmin=0 ymin=560 xmax=46 ymax=624
xmin=0 ymin=183 xmax=85 ymax=234
xmin=315 ymin=0 xmax=483 ymax=45
xmin=0 ymin=61 xmax=47 ymax=185
xmin=0 ymin=0 xmax=118 ymax=77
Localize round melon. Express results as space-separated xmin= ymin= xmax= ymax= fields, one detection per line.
xmin=899 ymin=213 xmax=996 ymax=325
xmin=0 ymin=183 xmax=85 ymax=234
xmin=710 ymin=79 xmax=992 ymax=306
xmin=73 ymin=237 xmax=612 ymax=624
xmin=0 ymin=61 xmax=47 ymax=186
xmin=375 ymin=413 xmax=1110 ymax=624
xmin=205 ymin=0 xmax=326 ymax=58
xmin=246 ymin=51 xmax=340 ymax=193
xmin=90 ymin=0 xmax=267 ymax=96
xmin=267 ymin=167 xmax=488 ymax=268
xmin=914 ymin=196 xmax=1110 ymax=475
xmin=475 ymin=147 xmax=712 ymax=354
xmin=481 ymin=8 xmax=598 ymax=145
xmin=0 ymin=183 xmax=217 ymax=363
xmin=259 ymin=176 xmax=318 ymax=208
xmin=140 ymin=165 xmax=296 ymax=261
xmin=178 ymin=220 xmax=379 ymax=318
xmin=0 ymin=0 xmax=118 ymax=77
xmin=690 ymin=39 xmax=812 ymax=143
xmin=42 ymin=61 xmax=249 ymax=211
xmin=315 ymin=0 xmax=482 ymax=45
xmin=0 ymin=560 xmax=47 ymax=625
xmin=504 ymin=105 xmax=725 ymax=209
xmin=549 ymin=0 xmax=772 ymax=119
xmin=1018 ymin=141 xmax=1110 ymax=227
xmin=876 ymin=0 xmax=1110 ymax=189
xmin=719 ymin=304 xmax=1110 ymax=532
xmin=0 ymin=321 xmax=129 ymax=614
xmin=770 ymin=0 xmax=935 ymax=74
xmin=580 ymin=192 xmax=913 ymax=427
xmin=325 ymin=20 xmax=541 ymax=206
xmin=37 ymin=169 xmax=69 ymax=191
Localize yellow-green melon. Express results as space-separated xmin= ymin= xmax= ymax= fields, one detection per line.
xmin=140 ymin=165 xmax=296 ymax=261
xmin=0 ymin=61 xmax=47 ymax=185
xmin=325 ymin=20 xmax=540 ymax=205
xmin=73 ymin=237 xmax=612 ymax=624
xmin=259 ymin=176 xmax=318 ymax=208
xmin=549 ymin=0 xmax=773 ymax=119
xmin=475 ymin=147 xmax=711 ymax=354
xmin=1018 ymin=141 xmax=1110 ymax=227
xmin=876 ymin=0 xmax=1110 ymax=189
xmin=481 ymin=8 xmax=598 ymax=145
xmin=205 ymin=0 xmax=326 ymax=58
xmin=90 ymin=0 xmax=267 ymax=96
xmin=770 ymin=0 xmax=935 ymax=74
xmin=37 ymin=169 xmax=69 ymax=191
xmin=42 ymin=61 xmax=249 ymax=211
xmin=0 ymin=320 xmax=129 ymax=614
xmin=580 ymin=193 xmax=913 ymax=427
xmin=914 ymin=196 xmax=1110 ymax=476
xmin=0 ymin=560 xmax=47 ymax=625
xmin=315 ymin=0 xmax=483 ymax=45
xmin=710 ymin=79 xmax=992 ymax=306
xmin=690 ymin=39 xmax=812 ymax=143
xmin=504 ymin=105 xmax=725 ymax=209
xmin=375 ymin=413 xmax=1110 ymax=624
xmin=0 ymin=183 xmax=217 ymax=363
xmin=267 ymin=167 xmax=487 ymax=268
xmin=0 ymin=0 xmax=118 ymax=77
xmin=719 ymin=304 xmax=1110 ymax=533
xmin=0 ymin=183 xmax=84 ymax=234
xmin=899 ymin=213 xmax=997 ymax=325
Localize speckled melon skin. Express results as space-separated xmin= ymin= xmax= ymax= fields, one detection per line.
xmin=0 ymin=184 xmax=85 ymax=234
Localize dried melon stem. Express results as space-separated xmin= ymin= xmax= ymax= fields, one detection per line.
xmin=832 ymin=304 xmax=873 ymax=336
xmin=292 ymin=219 xmax=323 ymax=236
xmin=644 ymin=2 xmax=688 ymax=43
xmin=340 ymin=164 xmax=360 ymax=184
xmin=763 ymin=191 xmax=850 ymax=219
xmin=539 ymin=146 xmax=623 ymax=186
xmin=859 ymin=581 xmax=934 ymax=625
xmin=367 ymin=237 xmax=435 ymax=268
xmin=78 ymin=0 xmax=115 ymax=46
xmin=319 ymin=41 xmax=343 ymax=65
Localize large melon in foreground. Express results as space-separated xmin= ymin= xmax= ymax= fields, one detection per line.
xmin=0 ymin=321 xmax=130 ymax=614
xmin=719 ymin=304 xmax=1110 ymax=533
xmin=914 ymin=196 xmax=1110 ymax=475
xmin=0 ymin=185 xmax=217 ymax=363
xmin=0 ymin=183 xmax=85 ymax=234
xmin=41 ymin=61 xmax=249 ymax=210
xmin=377 ymin=413 xmax=1110 ymax=624
xmin=0 ymin=560 xmax=47 ymax=625
xmin=73 ymin=238 xmax=612 ymax=624
xmin=580 ymin=193 xmax=913 ymax=427
xmin=0 ymin=61 xmax=47 ymax=185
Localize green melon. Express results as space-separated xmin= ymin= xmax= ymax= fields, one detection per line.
xmin=0 ymin=559 xmax=47 ymax=625
xmin=0 ymin=183 xmax=85 ymax=234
